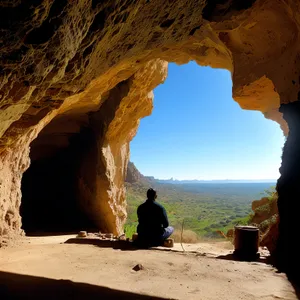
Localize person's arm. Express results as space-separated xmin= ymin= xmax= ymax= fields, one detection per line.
xmin=161 ymin=206 xmax=169 ymax=228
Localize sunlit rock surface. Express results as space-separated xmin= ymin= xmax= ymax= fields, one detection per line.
xmin=1 ymin=0 xmax=298 ymax=242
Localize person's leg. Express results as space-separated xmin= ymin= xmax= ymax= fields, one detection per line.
xmin=161 ymin=226 xmax=174 ymax=240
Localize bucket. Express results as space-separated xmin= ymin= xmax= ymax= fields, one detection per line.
xmin=234 ymin=225 xmax=259 ymax=260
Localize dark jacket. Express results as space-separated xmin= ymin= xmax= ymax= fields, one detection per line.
xmin=137 ymin=199 xmax=169 ymax=239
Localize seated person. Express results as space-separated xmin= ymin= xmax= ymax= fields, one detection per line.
xmin=136 ymin=188 xmax=174 ymax=247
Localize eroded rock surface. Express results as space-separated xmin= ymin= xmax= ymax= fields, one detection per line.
xmin=250 ymin=195 xmax=278 ymax=252
xmin=0 ymin=0 xmax=298 ymax=242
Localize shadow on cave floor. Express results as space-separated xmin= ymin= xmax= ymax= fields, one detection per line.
xmin=65 ymin=238 xmax=152 ymax=251
xmin=64 ymin=238 xmax=275 ymax=258
xmin=289 ymin=281 xmax=300 ymax=299
xmin=25 ymin=231 xmax=83 ymax=237
xmin=215 ymin=253 xmax=272 ymax=265
xmin=285 ymin=274 xmax=300 ymax=299
xmin=65 ymin=238 xmax=185 ymax=252
xmin=0 ymin=271 xmax=170 ymax=300
xmin=53 ymin=238 xmax=300 ymax=299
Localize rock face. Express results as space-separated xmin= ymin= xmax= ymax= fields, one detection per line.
xmin=0 ymin=0 xmax=299 ymax=265
xmin=126 ymin=162 xmax=144 ymax=184
xmin=250 ymin=195 xmax=278 ymax=252
xmin=276 ymin=101 xmax=300 ymax=275
xmin=126 ymin=161 xmax=151 ymax=185
xmin=251 ymin=197 xmax=278 ymax=225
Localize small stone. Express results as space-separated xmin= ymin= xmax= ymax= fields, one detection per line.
xmin=105 ymin=233 xmax=113 ymax=239
xmin=163 ymin=238 xmax=174 ymax=248
xmin=132 ymin=233 xmax=139 ymax=241
xmin=132 ymin=264 xmax=144 ymax=271
xmin=77 ymin=231 xmax=87 ymax=238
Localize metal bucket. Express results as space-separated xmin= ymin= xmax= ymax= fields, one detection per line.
xmin=234 ymin=225 xmax=259 ymax=260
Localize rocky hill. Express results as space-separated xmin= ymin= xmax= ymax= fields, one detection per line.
xmin=126 ymin=161 xmax=156 ymax=186
xmin=126 ymin=162 xmax=145 ymax=184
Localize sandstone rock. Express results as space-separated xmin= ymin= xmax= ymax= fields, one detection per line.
xmin=132 ymin=233 xmax=138 ymax=241
xmin=226 ymin=229 xmax=234 ymax=238
xmin=104 ymin=233 xmax=113 ymax=239
xmin=260 ymin=216 xmax=279 ymax=254
xmin=252 ymin=197 xmax=270 ymax=211
xmin=126 ymin=162 xmax=148 ymax=184
xmin=118 ymin=234 xmax=126 ymax=241
xmin=251 ymin=197 xmax=278 ymax=229
xmin=250 ymin=194 xmax=279 ymax=253
xmin=0 ymin=0 xmax=298 ymax=242
xmin=163 ymin=238 xmax=174 ymax=248
xmin=77 ymin=231 xmax=87 ymax=238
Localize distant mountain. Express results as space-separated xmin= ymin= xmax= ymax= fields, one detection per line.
xmin=156 ymin=179 xmax=277 ymax=184
xmin=126 ymin=161 xmax=276 ymax=185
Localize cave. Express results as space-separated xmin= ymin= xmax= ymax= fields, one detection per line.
xmin=19 ymin=80 xmax=132 ymax=236
xmin=1 ymin=0 xmax=300 ymax=278
xmin=20 ymin=114 xmax=97 ymax=235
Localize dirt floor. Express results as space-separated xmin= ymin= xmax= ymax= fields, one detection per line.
xmin=0 ymin=235 xmax=297 ymax=299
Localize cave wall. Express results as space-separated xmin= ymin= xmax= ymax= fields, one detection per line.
xmin=276 ymin=102 xmax=300 ymax=276
xmin=77 ymin=60 xmax=167 ymax=234
xmin=0 ymin=0 xmax=300 ymax=243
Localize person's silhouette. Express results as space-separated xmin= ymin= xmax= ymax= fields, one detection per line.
xmin=136 ymin=188 xmax=174 ymax=247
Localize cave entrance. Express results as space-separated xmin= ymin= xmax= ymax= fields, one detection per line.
xmin=127 ymin=62 xmax=285 ymax=241
xmin=20 ymin=113 xmax=97 ymax=235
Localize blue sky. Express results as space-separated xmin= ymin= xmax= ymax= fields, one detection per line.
xmin=130 ymin=62 xmax=285 ymax=180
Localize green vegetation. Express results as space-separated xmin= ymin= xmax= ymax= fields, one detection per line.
xmin=124 ymin=224 xmax=137 ymax=239
xmin=264 ymin=185 xmax=277 ymax=202
xmin=125 ymin=181 xmax=274 ymax=240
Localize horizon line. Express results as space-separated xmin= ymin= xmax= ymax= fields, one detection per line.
xmin=146 ymin=177 xmax=277 ymax=182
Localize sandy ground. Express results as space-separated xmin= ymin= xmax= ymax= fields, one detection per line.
xmin=0 ymin=235 xmax=297 ymax=300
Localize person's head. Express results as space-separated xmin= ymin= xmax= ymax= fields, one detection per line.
xmin=147 ymin=188 xmax=157 ymax=201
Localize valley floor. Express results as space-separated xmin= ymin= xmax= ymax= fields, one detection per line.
xmin=0 ymin=235 xmax=297 ymax=300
